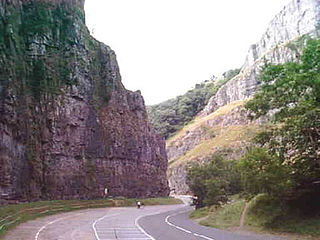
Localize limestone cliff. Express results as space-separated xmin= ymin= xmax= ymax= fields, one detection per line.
xmin=167 ymin=101 xmax=265 ymax=194
xmin=201 ymin=0 xmax=320 ymax=116
xmin=0 ymin=0 xmax=169 ymax=204
xmin=168 ymin=0 xmax=320 ymax=194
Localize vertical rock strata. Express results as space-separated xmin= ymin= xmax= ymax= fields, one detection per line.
xmin=0 ymin=0 xmax=169 ymax=203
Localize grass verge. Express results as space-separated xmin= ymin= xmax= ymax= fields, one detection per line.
xmin=0 ymin=197 xmax=181 ymax=238
xmin=190 ymin=194 xmax=320 ymax=239
xmin=190 ymin=198 xmax=246 ymax=230
xmin=246 ymin=194 xmax=320 ymax=237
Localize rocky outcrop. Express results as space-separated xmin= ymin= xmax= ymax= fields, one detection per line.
xmin=201 ymin=0 xmax=320 ymax=116
xmin=243 ymin=0 xmax=320 ymax=69
xmin=168 ymin=0 xmax=320 ymax=194
xmin=168 ymin=164 xmax=191 ymax=195
xmin=0 ymin=0 xmax=169 ymax=204
xmin=167 ymin=102 xmax=251 ymax=161
xmin=167 ymin=102 xmax=262 ymax=194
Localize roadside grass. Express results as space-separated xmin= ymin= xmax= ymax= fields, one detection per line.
xmin=199 ymin=200 xmax=246 ymax=229
xmin=0 ymin=197 xmax=181 ymax=238
xmin=245 ymin=194 xmax=320 ymax=237
xmin=190 ymin=194 xmax=320 ymax=239
xmin=189 ymin=206 xmax=211 ymax=220
xmin=190 ymin=198 xmax=246 ymax=230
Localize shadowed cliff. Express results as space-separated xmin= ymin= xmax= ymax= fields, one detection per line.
xmin=0 ymin=0 xmax=169 ymax=204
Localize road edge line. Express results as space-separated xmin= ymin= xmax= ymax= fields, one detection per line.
xmin=135 ymin=215 xmax=156 ymax=240
xmin=92 ymin=213 xmax=120 ymax=240
xmin=165 ymin=210 xmax=215 ymax=240
xmin=35 ymin=212 xmax=85 ymax=240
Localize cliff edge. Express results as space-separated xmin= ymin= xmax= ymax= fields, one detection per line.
xmin=201 ymin=0 xmax=320 ymax=116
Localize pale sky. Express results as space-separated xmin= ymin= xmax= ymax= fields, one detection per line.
xmin=85 ymin=0 xmax=291 ymax=105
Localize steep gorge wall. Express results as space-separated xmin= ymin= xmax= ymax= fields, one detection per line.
xmin=0 ymin=0 xmax=169 ymax=204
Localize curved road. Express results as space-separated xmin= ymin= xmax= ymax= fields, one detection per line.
xmin=139 ymin=206 xmax=286 ymax=240
xmin=3 ymin=202 xmax=287 ymax=240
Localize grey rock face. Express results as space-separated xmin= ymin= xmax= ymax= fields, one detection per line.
xmin=168 ymin=164 xmax=192 ymax=195
xmin=201 ymin=0 xmax=320 ymax=116
xmin=243 ymin=0 xmax=320 ymax=68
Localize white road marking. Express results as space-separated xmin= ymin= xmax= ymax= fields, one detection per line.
xmin=92 ymin=213 xmax=120 ymax=240
xmin=93 ymin=210 xmax=156 ymax=240
xmin=35 ymin=212 xmax=85 ymax=240
xmin=135 ymin=215 xmax=156 ymax=240
xmin=165 ymin=210 xmax=216 ymax=240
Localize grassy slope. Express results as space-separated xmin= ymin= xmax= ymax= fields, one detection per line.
xmin=167 ymin=100 xmax=245 ymax=146
xmin=169 ymin=125 xmax=260 ymax=168
xmin=0 ymin=197 xmax=181 ymax=238
xmin=245 ymin=195 xmax=320 ymax=238
xmin=167 ymin=101 xmax=262 ymax=170
xmin=190 ymin=199 xmax=246 ymax=230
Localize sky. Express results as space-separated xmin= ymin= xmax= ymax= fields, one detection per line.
xmin=85 ymin=0 xmax=291 ymax=105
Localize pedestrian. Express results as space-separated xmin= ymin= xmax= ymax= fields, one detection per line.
xmin=104 ymin=187 xmax=108 ymax=198
xmin=137 ymin=201 xmax=141 ymax=209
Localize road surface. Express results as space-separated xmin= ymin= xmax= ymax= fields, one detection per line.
xmin=139 ymin=206 xmax=286 ymax=240
xmin=3 ymin=201 xmax=288 ymax=240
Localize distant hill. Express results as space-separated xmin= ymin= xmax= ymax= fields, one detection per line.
xmin=147 ymin=69 xmax=240 ymax=139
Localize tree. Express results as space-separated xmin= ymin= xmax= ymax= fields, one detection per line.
xmin=186 ymin=154 xmax=241 ymax=208
xmin=245 ymin=39 xmax=320 ymax=214
xmin=238 ymin=148 xmax=292 ymax=198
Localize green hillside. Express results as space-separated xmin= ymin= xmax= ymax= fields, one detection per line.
xmin=147 ymin=69 xmax=240 ymax=139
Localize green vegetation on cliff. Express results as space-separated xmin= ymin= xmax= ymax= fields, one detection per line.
xmin=147 ymin=69 xmax=240 ymax=139
xmin=0 ymin=1 xmax=121 ymax=201
xmin=0 ymin=1 xmax=80 ymax=99
xmin=0 ymin=1 xmax=112 ymax=102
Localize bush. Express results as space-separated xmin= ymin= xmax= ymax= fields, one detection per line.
xmin=186 ymin=154 xmax=241 ymax=208
xmin=238 ymin=148 xmax=292 ymax=198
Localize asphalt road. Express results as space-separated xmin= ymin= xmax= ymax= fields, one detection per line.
xmin=3 ymin=201 xmax=288 ymax=240
xmin=139 ymin=206 xmax=287 ymax=240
